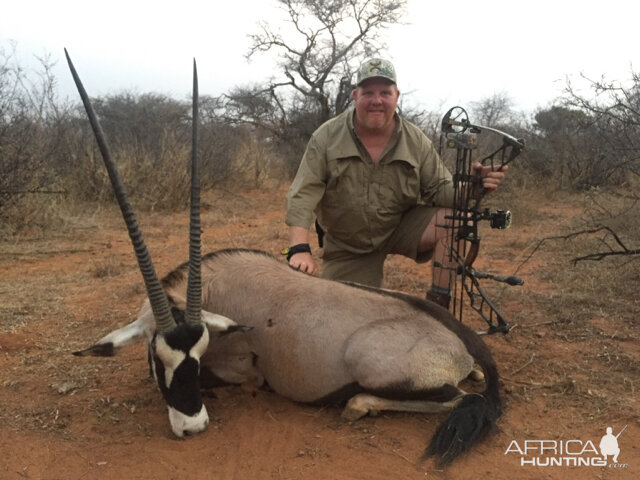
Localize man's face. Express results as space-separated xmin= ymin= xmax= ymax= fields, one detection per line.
xmin=352 ymin=79 xmax=400 ymax=132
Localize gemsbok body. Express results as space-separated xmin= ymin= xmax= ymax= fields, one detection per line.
xmin=66 ymin=51 xmax=502 ymax=466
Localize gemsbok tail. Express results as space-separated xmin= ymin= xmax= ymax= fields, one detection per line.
xmin=424 ymin=359 xmax=501 ymax=465
xmin=423 ymin=335 xmax=502 ymax=466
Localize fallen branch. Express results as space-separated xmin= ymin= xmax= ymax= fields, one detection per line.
xmin=567 ymin=226 xmax=639 ymax=264
xmin=0 ymin=248 xmax=94 ymax=257
xmin=516 ymin=225 xmax=639 ymax=269
xmin=509 ymin=353 xmax=536 ymax=376
xmin=0 ymin=190 xmax=67 ymax=195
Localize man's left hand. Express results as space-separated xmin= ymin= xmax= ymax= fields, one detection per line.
xmin=472 ymin=162 xmax=508 ymax=192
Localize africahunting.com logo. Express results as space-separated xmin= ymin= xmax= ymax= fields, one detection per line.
xmin=505 ymin=425 xmax=629 ymax=468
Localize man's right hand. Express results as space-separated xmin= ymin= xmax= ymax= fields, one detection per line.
xmin=289 ymin=251 xmax=316 ymax=274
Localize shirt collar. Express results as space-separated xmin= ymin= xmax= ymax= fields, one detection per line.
xmin=345 ymin=109 xmax=417 ymax=167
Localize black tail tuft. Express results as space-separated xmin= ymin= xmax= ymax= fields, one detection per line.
xmin=423 ymin=393 xmax=501 ymax=466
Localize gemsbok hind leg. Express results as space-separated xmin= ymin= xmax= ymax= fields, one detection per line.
xmin=342 ymin=318 xmax=474 ymax=421
xmin=342 ymin=391 xmax=465 ymax=421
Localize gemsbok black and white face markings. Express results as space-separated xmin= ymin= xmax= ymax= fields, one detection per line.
xmin=151 ymin=322 xmax=210 ymax=435
xmin=68 ymin=51 xmax=504 ymax=466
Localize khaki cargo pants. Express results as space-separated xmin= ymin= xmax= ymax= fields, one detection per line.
xmin=320 ymin=205 xmax=440 ymax=287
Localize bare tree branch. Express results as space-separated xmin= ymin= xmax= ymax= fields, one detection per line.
xmin=220 ymin=0 xmax=406 ymax=173
xmin=517 ymin=226 xmax=640 ymax=273
xmin=234 ymin=0 xmax=406 ymax=124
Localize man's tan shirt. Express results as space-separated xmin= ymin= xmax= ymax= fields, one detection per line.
xmin=286 ymin=108 xmax=455 ymax=254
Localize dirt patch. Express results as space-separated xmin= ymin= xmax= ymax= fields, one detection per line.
xmin=1 ymin=188 xmax=637 ymax=479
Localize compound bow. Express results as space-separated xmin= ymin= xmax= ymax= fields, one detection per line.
xmin=436 ymin=106 xmax=525 ymax=335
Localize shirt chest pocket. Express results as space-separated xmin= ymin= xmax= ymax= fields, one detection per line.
xmin=377 ymin=160 xmax=419 ymax=213
xmin=325 ymin=157 xmax=366 ymax=206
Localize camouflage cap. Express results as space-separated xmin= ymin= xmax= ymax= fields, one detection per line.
xmin=356 ymin=58 xmax=397 ymax=86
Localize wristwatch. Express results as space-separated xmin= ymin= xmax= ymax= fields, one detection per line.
xmin=281 ymin=243 xmax=311 ymax=261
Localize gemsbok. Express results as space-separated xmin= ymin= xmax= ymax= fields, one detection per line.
xmin=67 ymin=50 xmax=502 ymax=466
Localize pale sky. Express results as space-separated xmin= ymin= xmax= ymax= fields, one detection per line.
xmin=1 ymin=0 xmax=638 ymax=115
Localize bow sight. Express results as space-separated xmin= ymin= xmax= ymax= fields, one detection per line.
xmin=438 ymin=106 xmax=525 ymax=335
xmin=481 ymin=209 xmax=511 ymax=229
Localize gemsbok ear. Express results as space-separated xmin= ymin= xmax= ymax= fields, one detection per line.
xmin=72 ymin=311 xmax=153 ymax=356
xmin=201 ymin=311 xmax=251 ymax=334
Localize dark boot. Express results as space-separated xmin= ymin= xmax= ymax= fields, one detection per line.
xmin=426 ymin=286 xmax=451 ymax=309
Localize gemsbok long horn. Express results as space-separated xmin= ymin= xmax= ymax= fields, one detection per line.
xmin=64 ymin=48 xmax=176 ymax=333
xmin=185 ymin=60 xmax=202 ymax=325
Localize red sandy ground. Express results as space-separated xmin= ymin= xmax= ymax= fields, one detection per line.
xmin=0 ymin=188 xmax=637 ymax=479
